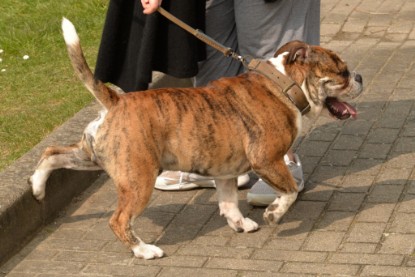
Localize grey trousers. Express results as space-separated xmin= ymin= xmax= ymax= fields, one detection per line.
xmin=195 ymin=0 xmax=321 ymax=86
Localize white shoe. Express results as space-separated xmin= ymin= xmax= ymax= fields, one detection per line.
xmin=155 ymin=171 xmax=250 ymax=191
xmin=247 ymin=154 xmax=304 ymax=207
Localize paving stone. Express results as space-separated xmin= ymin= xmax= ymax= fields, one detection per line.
xmin=273 ymin=220 xmax=315 ymax=242
xmin=397 ymin=194 xmax=415 ymax=213
xmin=12 ymin=260 xmax=85 ymax=275
xmin=367 ymin=128 xmax=400 ymax=144
xmin=297 ymin=140 xmax=331 ymax=157
xmin=322 ymin=149 xmax=357 ymax=166
xmin=394 ymin=137 xmax=415 ymax=154
xmin=339 ymin=242 xmax=378 ymax=254
xmin=329 ymin=253 xmax=404 ymax=266
xmin=280 ymin=262 xmax=360 ymax=275
xmin=300 ymin=184 xmax=334 ymax=201
xmin=388 ymin=213 xmax=415 ymax=233
xmin=375 ymin=167 xmax=412 ymax=185
xmin=190 ymin=235 xmax=230 ymax=246
xmin=359 ymin=143 xmax=392 ymax=159
xmin=347 ymin=158 xmax=383 ymax=176
xmin=361 ymin=265 xmax=415 ymax=276
xmin=379 ymin=233 xmax=415 ymax=254
xmin=383 ymin=153 xmax=415 ymax=169
xmin=82 ymin=263 xmax=161 ymax=276
xmin=39 ymin=238 xmax=107 ymax=252
xmin=316 ymin=211 xmax=355 ymax=231
xmin=332 ymin=134 xmax=364 ymax=150
xmin=347 ymin=222 xmax=386 ymax=243
xmin=357 ymin=203 xmax=395 ymax=223
xmin=54 ymin=250 xmax=132 ymax=265
xmin=133 ymin=255 xmax=207 ymax=268
xmin=252 ymin=249 xmax=328 ymax=263
xmin=177 ymin=244 xmax=253 ymax=259
xmin=328 ymin=192 xmax=366 ymax=212
xmin=158 ymin=267 xmax=237 ymax=277
xmin=262 ymin=238 xmax=304 ymax=251
xmin=368 ymin=184 xmax=405 ymax=203
xmin=340 ymin=173 xmax=375 ymax=192
xmin=205 ymin=258 xmax=283 ymax=272
xmin=229 ymin=227 xmax=274 ymax=248
xmin=303 ymin=231 xmax=345 ymax=252
xmin=341 ymin=119 xmax=374 ymax=136
xmin=309 ymin=165 xmax=346 ymax=186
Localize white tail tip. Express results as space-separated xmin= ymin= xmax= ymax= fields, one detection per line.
xmin=62 ymin=17 xmax=79 ymax=46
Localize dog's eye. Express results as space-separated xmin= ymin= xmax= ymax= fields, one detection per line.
xmin=341 ymin=69 xmax=350 ymax=78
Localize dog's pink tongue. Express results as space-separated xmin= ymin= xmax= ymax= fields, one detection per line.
xmin=326 ymin=97 xmax=357 ymax=120
xmin=343 ymin=102 xmax=357 ymax=119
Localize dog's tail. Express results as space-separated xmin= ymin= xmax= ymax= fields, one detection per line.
xmin=61 ymin=17 xmax=119 ymax=109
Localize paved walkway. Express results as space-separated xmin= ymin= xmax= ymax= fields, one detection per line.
xmin=2 ymin=0 xmax=415 ymax=276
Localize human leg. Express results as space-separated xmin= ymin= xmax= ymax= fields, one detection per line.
xmin=194 ymin=0 xmax=243 ymax=87
xmin=233 ymin=0 xmax=320 ymax=205
xmin=156 ymin=0 xmax=248 ymax=190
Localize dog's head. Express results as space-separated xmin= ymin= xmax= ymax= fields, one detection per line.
xmin=272 ymin=40 xmax=363 ymax=119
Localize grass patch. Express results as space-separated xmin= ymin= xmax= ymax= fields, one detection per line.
xmin=0 ymin=0 xmax=108 ymax=170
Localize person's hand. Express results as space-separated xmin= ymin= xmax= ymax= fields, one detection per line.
xmin=141 ymin=0 xmax=162 ymax=14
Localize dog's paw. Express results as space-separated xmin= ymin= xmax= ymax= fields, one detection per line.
xmin=263 ymin=192 xmax=298 ymax=225
xmin=132 ymin=242 xmax=164 ymax=259
xmin=28 ymin=172 xmax=46 ymax=201
xmin=242 ymin=217 xmax=259 ymax=233
xmin=263 ymin=204 xmax=284 ymax=225
xmin=227 ymin=217 xmax=259 ymax=233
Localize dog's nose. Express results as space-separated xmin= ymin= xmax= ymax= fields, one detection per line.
xmin=354 ymin=73 xmax=363 ymax=84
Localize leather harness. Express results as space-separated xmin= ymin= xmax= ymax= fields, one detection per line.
xmin=157 ymin=7 xmax=310 ymax=115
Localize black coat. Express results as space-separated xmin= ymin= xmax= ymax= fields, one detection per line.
xmin=94 ymin=0 xmax=206 ymax=92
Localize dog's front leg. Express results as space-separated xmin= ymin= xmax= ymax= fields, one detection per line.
xmin=215 ymin=178 xmax=259 ymax=233
xmin=29 ymin=144 xmax=101 ymax=201
xmin=254 ymin=159 xmax=298 ymax=224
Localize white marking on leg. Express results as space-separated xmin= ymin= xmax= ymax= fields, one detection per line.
xmin=264 ymin=191 xmax=298 ymax=225
xmin=30 ymin=169 xmax=51 ymax=200
xmin=132 ymin=242 xmax=164 ymax=259
xmin=216 ymin=179 xmax=259 ymax=232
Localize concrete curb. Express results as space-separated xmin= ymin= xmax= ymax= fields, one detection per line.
xmin=0 ymin=102 xmax=103 ymax=263
xmin=0 ymin=73 xmax=191 ymax=265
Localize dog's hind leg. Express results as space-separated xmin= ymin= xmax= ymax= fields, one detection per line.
xmin=253 ymin=159 xmax=298 ymax=225
xmin=109 ymin=171 xmax=164 ymax=259
xmin=215 ymin=178 xmax=259 ymax=233
xmin=29 ymin=144 xmax=101 ymax=201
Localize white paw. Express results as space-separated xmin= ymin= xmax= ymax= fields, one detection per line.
xmin=263 ymin=203 xmax=284 ymax=225
xmin=28 ymin=171 xmax=47 ymax=201
xmin=132 ymin=243 xmax=164 ymax=259
xmin=227 ymin=217 xmax=259 ymax=233
xmin=263 ymin=192 xmax=298 ymax=225
xmin=241 ymin=217 xmax=259 ymax=233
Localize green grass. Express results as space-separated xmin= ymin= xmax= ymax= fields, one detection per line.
xmin=0 ymin=0 xmax=108 ymax=170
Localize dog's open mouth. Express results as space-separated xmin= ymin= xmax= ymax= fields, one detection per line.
xmin=325 ymin=97 xmax=357 ymax=120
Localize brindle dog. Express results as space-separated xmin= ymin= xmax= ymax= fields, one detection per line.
xmin=29 ymin=18 xmax=363 ymax=259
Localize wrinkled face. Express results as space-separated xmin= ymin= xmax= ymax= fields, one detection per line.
xmin=311 ymin=47 xmax=363 ymax=119
xmin=275 ymin=41 xmax=363 ymax=119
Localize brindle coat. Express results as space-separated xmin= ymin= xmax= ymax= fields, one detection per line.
xmin=29 ymin=18 xmax=362 ymax=259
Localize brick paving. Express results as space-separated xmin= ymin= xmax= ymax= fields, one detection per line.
xmin=2 ymin=0 xmax=415 ymax=276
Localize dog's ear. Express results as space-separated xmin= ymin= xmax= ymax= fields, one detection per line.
xmin=274 ymin=40 xmax=309 ymax=64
